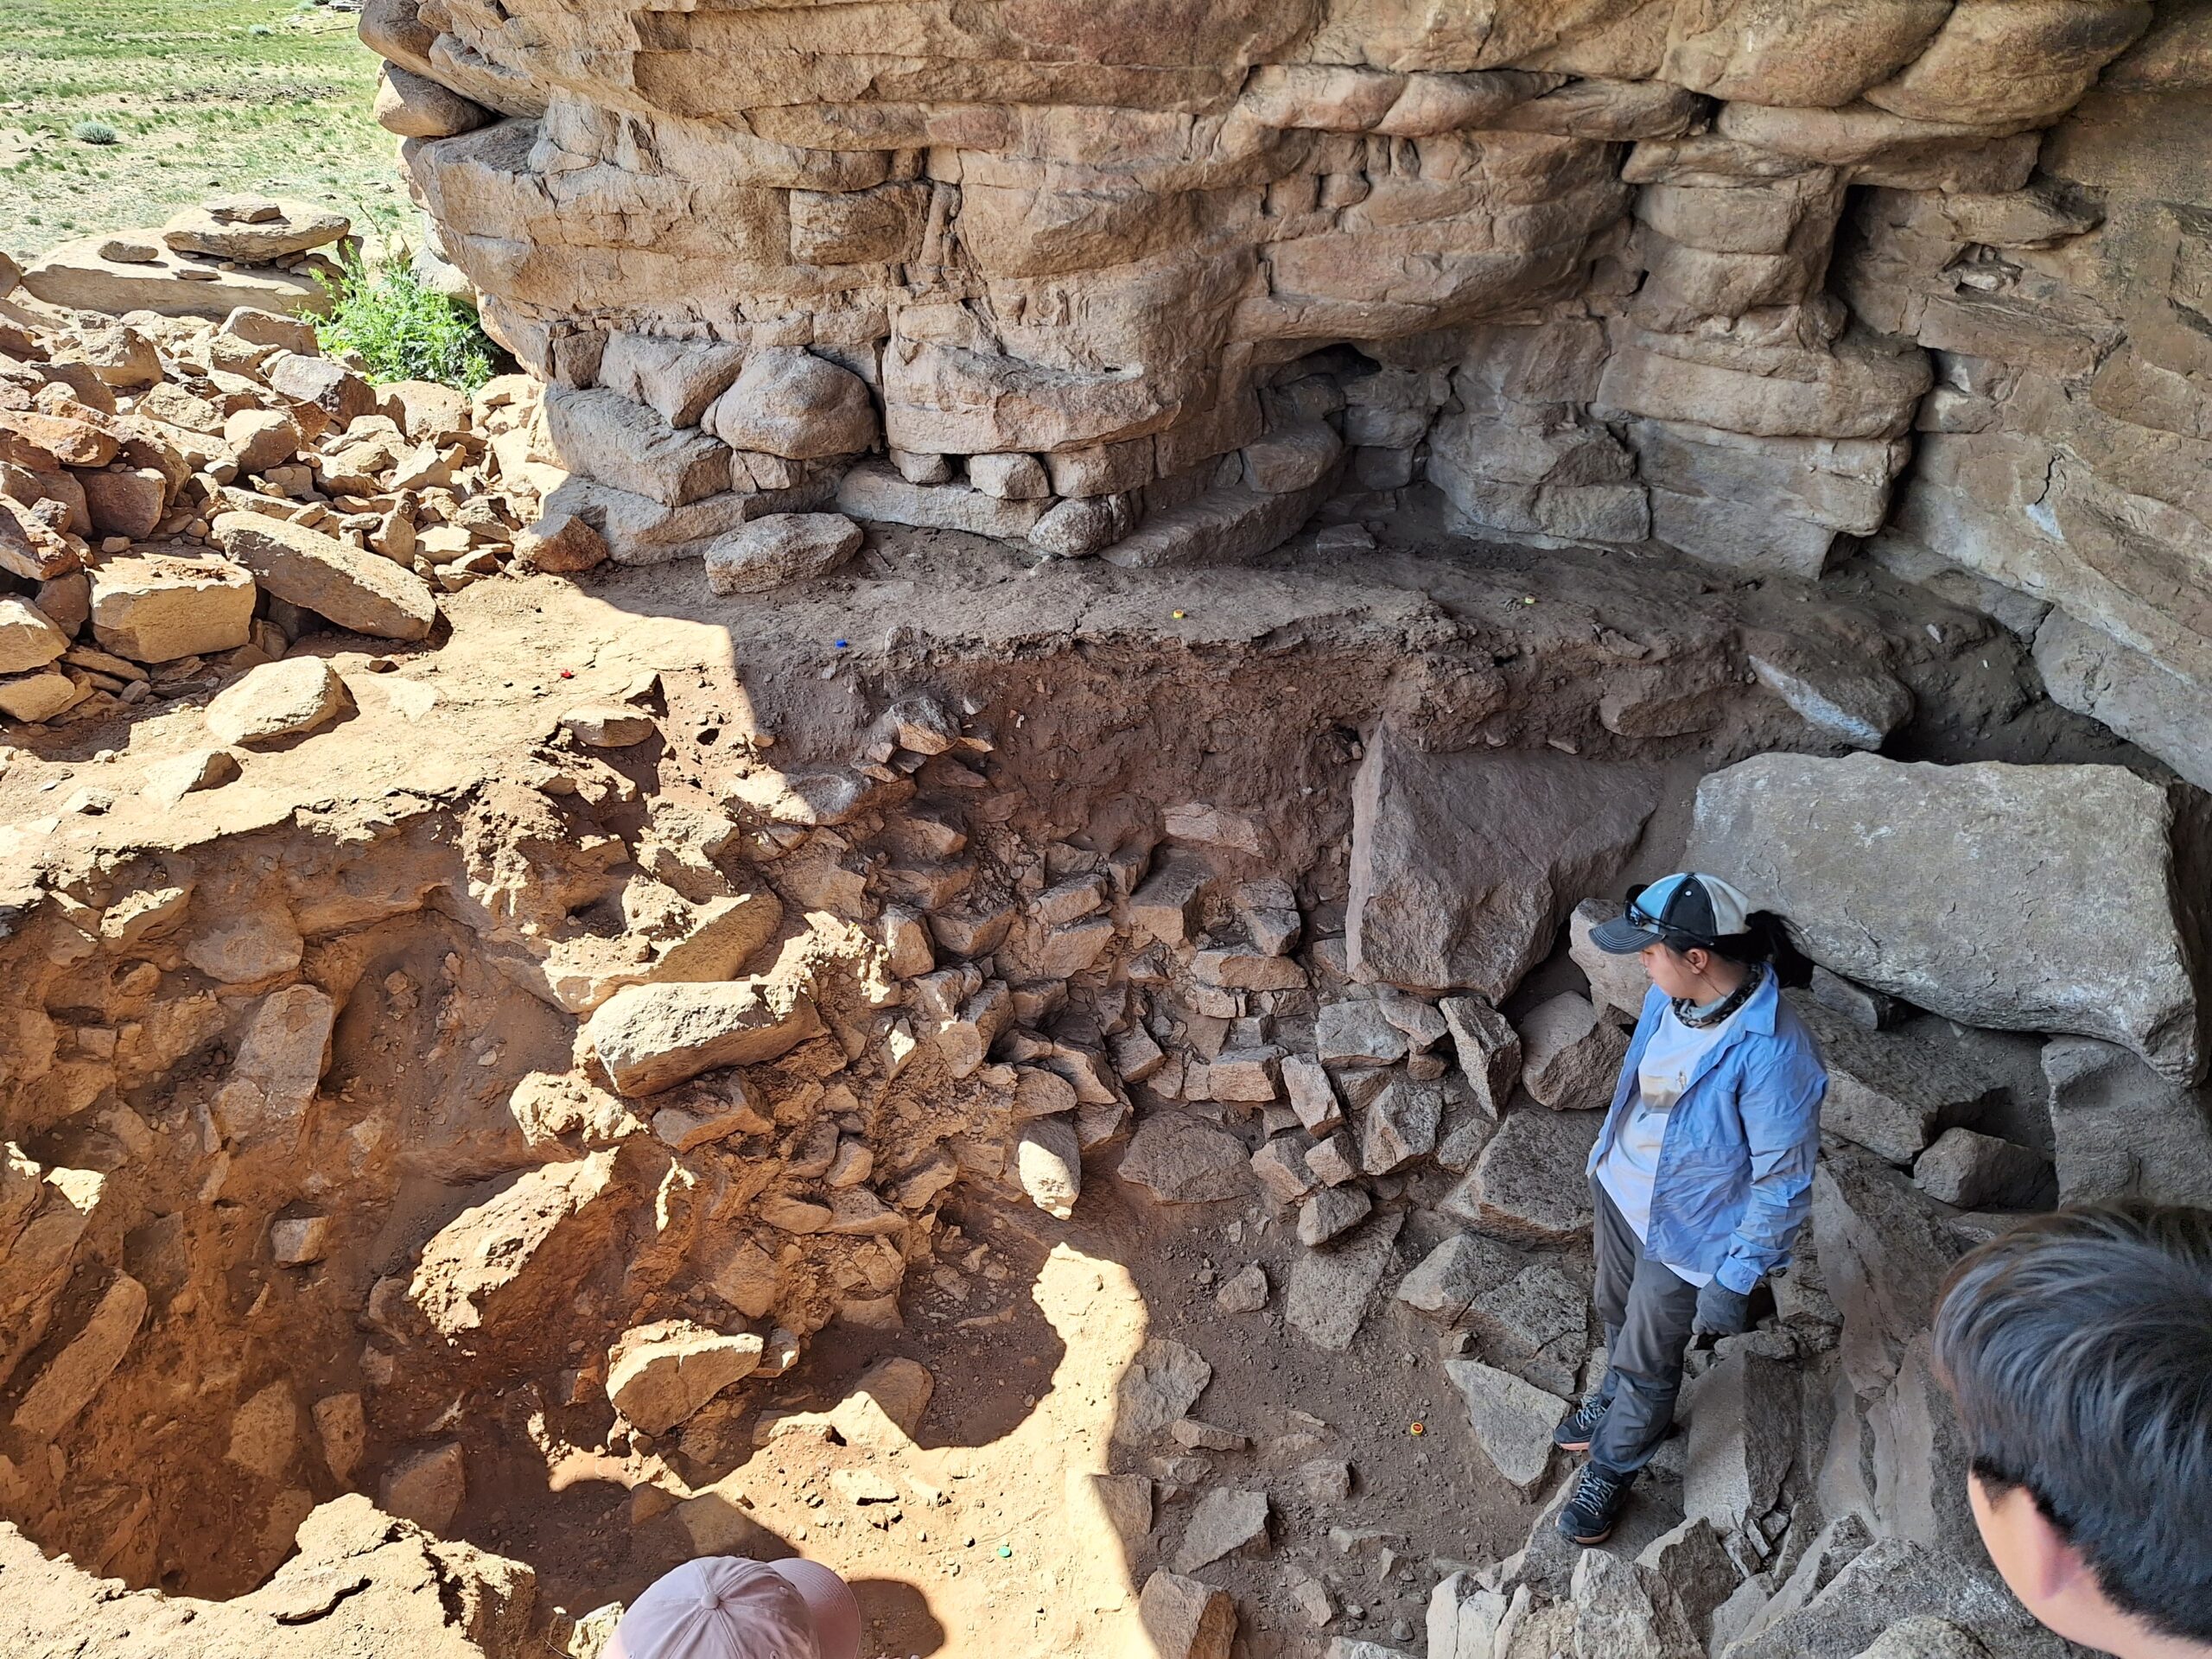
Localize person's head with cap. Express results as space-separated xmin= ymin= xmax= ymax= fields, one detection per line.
xmin=1588 ymin=871 xmax=1770 ymax=1004
xmin=607 ymin=1556 xmax=861 ymax=1659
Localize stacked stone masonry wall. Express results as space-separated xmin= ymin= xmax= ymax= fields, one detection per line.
xmin=363 ymin=0 xmax=2212 ymax=778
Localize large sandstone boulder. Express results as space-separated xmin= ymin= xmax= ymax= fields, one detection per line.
xmin=1690 ymin=754 xmax=2205 ymax=1081
xmin=213 ymin=512 xmax=438 ymax=641
xmin=1348 ymin=738 xmax=1658 ymax=999
xmin=89 ymin=556 xmax=256 ymax=663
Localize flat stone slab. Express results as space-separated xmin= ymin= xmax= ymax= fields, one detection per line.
xmin=1349 ymin=737 xmax=1659 ymax=999
xmin=21 ymin=234 xmax=331 ymax=320
xmin=1286 ymin=1207 xmax=1405 ymax=1351
xmin=1692 ymin=753 xmax=2206 ymax=1082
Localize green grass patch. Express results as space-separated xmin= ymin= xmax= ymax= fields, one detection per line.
xmin=0 ymin=0 xmax=397 ymax=265
xmin=315 ymin=251 xmax=508 ymax=392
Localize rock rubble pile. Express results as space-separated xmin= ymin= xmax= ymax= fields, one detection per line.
xmin=0 ymin=289 xmax=585 ymax=729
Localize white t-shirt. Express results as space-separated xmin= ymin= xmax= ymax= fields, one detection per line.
xmin=1597 ymin=998 xmax=1745 ymax=1287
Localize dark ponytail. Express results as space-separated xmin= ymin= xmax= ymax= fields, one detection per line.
xmin=1708 ymin=909 xmax=1783 ymax=965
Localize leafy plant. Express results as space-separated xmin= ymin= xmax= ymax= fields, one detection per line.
xmin=314 ymin=250 xmax=507 ymax=391
xmin=71 ymin=118 xmax=119 ymax=144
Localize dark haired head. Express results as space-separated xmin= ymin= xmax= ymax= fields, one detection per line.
xmin=1933 ymin=1202 xmax=2212 ymax=1643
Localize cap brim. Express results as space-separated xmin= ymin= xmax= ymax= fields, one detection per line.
xmin=768 ymin=1559 xmax=861 ymax=1659
xmin=1589 ymin=915 xmax=1663 ymax=956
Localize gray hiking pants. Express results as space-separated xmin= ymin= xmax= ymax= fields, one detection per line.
xmin=1587 ymin=1178 xmax=1701 ymax=1478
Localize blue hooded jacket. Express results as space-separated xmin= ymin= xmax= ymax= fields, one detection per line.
xmin=1584 ymin=973 xmax=1827 ymax=1294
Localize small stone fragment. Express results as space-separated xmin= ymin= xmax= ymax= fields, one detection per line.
xmin=205 ymin=657 xmax=350 ymax=746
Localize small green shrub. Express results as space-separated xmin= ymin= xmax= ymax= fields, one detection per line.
xmin=315 ymin=251 xmax=506 ymax=392
xmin=72 ymin=119 xmax=119 ymax=145
xmin=248 ymin=22 xmax=273 ymax=35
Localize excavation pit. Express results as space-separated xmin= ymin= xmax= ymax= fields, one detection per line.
xmin=0 ymin=511 xmax=2165 ymax=1656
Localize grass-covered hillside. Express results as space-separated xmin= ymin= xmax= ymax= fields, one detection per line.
xmin=0 ymin=0 xmax=396 ymax=267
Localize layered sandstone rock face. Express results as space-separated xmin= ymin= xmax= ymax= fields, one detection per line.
xmin=365 ymin=0 xmax=2209 ymax=771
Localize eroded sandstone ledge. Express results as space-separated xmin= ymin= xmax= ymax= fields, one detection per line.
xmin=359 ymin=1 xmax=2212 ymax=789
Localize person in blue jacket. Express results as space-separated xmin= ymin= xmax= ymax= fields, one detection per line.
xmin=1552 ymin=871 xmax=1827 ymax=1546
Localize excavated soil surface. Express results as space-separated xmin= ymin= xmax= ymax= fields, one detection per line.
xmin=0 ymin=506 xmax=2144 ymax=1658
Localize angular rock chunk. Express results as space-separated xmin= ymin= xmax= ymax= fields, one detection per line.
xmin=1114 ymin=1338 xmax=1212 ymax=1445
xmin=514 ymin=509 xmax=607 ymax=573
xmin=1316 ymin=999 xmax=1408 ymax=1067
xmin=206 ymin=657 xmax=351 ymax=746
xmin=409 ymin=1150 xmax=630 ymax=1341
xmin=1789 ymin=995 xmax=2003 ymax=1166
xmin=1684 ymin=1351 xmax=1798 ymax=1529
xmin=1567 ymin=900 xmax=1653 ymax=1024
xmin=2043 ymin=1037 xmax=2212 ymax=1207
xmin=212 ymin=984 xmax=336 ymax=1143
xmin=1911 ymin=1128 xmax=2052 ymax=1210
xmin=607 ymin=1320 xmax=765 ymax=1433
xmin=1117 ymin=1113 xmax=1251 ymax=1204
xmin=1350 ymin=739 xmax=1658 ymax=998
xmin=1251 ymin=1134 xmax=1319 ymax=1204
xmin=1429 ymin=1572 xmax=1512 ymax=1659
xmin=836 ymin=461 xmax=1047 ymax=538
xmin=226 ymin=1381 xmax=301 ymax=1479
xmin=1306 ymin=1131 xmax=1359 ymax=1185
xmin=1690 ymin=754 xmax=2206 ymax=1081
xmin=1634 ymin=1515 xmax=1743 ymax=1642
xmin=0 ymin=595 xmax=68 ymax=674
xmin=1467 ymin=1263 xmax=1590 ymax=1395
xmin=1128 ymin=858 xmax=1212 ymax=946
xmin=1517 ymin=994 xmax=1627 ymax=1111
xmin=1287 ymin=1209 xmax=1404 ymax=1350
xmin=264 ymin=353 xmax=376 ymax=424
xmin=1138 ymin=1569 xmax=1236 ymax=1659
xmin=1721 ymin=1538 xmax=2067 ymax=1659
xmin=1175 ymin=1488 xmax=1269 ymax=1573
xmin=1360 ymin=1076 xmax=1442 ymax=1172
xmin=1810 ymin=965 xmax=1902 ymax=1032
xmin=380 ymin=1441 xmax=465 ymax=1535
xmin=2035 ymin=608 xmax=2212 ymax=793
xmin=213 ymin=512 xmax=437 ymax=640
xmin=1017 ymin=1115 xmax=1082 ymax=1218
xmin=1217 ymin=1262 xmax=1268 ymax=1313
xmin=1298 ymin=1183 xmax=1372 ymax=1245
xmin=163 ymin=197 xmax=348 ymax=259
xmin=313 ymin=1392 xmax=365 ymax=1484
xmin=585 ymin=980 xmax=823 ymax=1096
xmin=12 ymin=1273 xmax=146 ymax=1440
xmin=1444 ymin=1357 xmax=1560 ymax=1494
xmin=544 ymin=385 xmax=732 ymax=507
xmin=225 ymin=407 xmax=301 ymax=474
xmin=703 ymin=512 xmax=863 ymax=594
xmin=375 ymin=61 xmax=495 ymax=137
xmin=967 ymin=452 xmax=1049 ymax=499
xmin=1440 ymin=995 xmax=1522 ymax=1113
xmin=1395 ymin=1233 xmax=1522 ymax=1324
xmin=80 ymin=466 xmax=169 ymax=541
xmin=1282 ymin=1056 xmax=1344 ymax=1133
xmin=90 ymin=556 xmax=255 ymax=663
xmin=1442 ymin=1105 xmax=1602 ymax=1246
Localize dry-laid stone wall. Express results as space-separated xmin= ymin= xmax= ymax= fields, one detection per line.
xmin=359 ymin=0 xmax=2212 ymax=788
